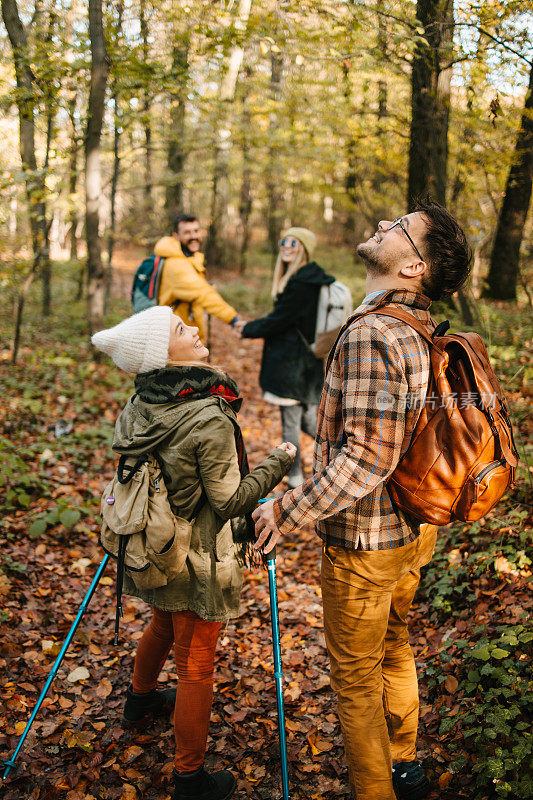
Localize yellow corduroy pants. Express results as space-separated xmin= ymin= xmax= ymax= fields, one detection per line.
xmin=321 ymin=524 xmax=438 ymax=800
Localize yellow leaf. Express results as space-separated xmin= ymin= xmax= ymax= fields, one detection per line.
xmin=0 ymin=572 xmax=12 ymax=596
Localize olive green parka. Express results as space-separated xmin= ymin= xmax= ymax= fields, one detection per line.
xmin=112 ymin=368 xmax=292 ymax=621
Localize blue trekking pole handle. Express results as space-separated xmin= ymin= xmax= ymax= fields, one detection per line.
xmin=2 ymin=554 xmax=110 ymax=780
xmin=257 ymin=497 xmax=290 ymax=800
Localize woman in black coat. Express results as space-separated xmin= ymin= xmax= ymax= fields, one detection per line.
xmin=238 ymin=227 xmax=334 ymax=488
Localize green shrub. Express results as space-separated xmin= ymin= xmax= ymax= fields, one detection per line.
xmin=437 ymin=625 xmax=532 ymax=798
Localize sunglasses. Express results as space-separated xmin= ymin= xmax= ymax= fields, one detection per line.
xmin=279 ymin=237 xmax=300 ymax=248
xmin=387 ymin=218 xmax=425 ymax=263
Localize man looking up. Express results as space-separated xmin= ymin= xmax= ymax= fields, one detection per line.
xmin=252 ymin=201 xmax=472 ymax=800
xmin=156 ymin=213 xmax=242 ymax=343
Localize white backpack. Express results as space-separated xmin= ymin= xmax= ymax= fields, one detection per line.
xmin=312 ymin=281 xmax=353 ymax=358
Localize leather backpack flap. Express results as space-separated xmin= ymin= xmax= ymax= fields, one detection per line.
xmin=366 ymin=306 xmax=516 ymax=523
xmin=444 ymin=333 xmax=519 ymax=469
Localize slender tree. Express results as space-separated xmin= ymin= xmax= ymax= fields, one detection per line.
xmin=2 ymin=0 xmax=52 ymax=325
xmin=205 ymin=0 xmax=252 ymax=269
xmin=237 ymin=66 xmax=253 ymax=273
xmin=106 ymin=0 xmax=125 ymax=310
xmin=140 ymin=0 xmax=154 ymax=243
xmin=484 ymin=64 xmax=533 ymax=300
xmin=342 ymin=59 xmax=358 ymax=247
xmin=165 ymin=16 xmax=190 ymax=225
xmin=86 ymin=0 xmax=110 ymax=335
xmin=265 ymin=48 xmax=285 ymax=263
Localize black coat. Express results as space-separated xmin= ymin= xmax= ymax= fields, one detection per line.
xmin=242 ymin=262 xmax=335 ymax=404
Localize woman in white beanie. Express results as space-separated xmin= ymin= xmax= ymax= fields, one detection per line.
xmin=237 ymin=228 xmax=335 ymax=488
xmin=92 ymin=306 xmax=295 ymax=800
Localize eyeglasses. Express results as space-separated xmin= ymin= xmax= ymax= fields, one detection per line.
xmin=279 ymin=237 xmax=299 ymax=248
xmin=386 ymin=218 xmax=425 ymax=263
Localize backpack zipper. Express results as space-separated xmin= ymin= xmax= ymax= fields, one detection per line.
xmin=474 ymin=460 xmax=505 ymax=484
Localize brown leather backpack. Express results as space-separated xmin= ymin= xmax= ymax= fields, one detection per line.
xmin=356 ymin=303 xmax=519 ymax=525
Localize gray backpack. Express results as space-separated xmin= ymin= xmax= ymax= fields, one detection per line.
xmin=312 ymin=281 xmax=353 ymax=358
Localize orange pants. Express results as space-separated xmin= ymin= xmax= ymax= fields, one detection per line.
xmin=321 ymin=524 xmax=438 ymax=800
xmin=132 ymin=608 xmax=221 ymax=773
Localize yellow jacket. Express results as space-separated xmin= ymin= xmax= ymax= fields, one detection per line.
xmin=155 ymin=236 xmax=237 ymax=343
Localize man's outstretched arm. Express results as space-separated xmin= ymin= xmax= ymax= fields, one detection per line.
xmin=254 ymin=321 xmax=410 ymax=550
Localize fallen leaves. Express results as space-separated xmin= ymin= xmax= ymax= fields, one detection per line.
xmin=1 ymin=311 xmax=530 ymax=800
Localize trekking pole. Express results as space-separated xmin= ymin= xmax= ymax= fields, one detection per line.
xmin=2 ymin=554 xmax=111 ymax=780
xmin=258 ymin=498 xmax=290 ymax=800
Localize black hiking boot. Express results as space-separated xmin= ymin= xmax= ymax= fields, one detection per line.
xmin=392 ymin=760 xmax=431 ymax=800
xmin=172 ymin=767 xmax=236 ymax=800
xmin=122 ymin=683 xmax=176 ymax=725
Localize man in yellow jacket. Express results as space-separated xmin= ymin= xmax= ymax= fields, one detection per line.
xmin=156 ymin=214 xmax=241 ymax=344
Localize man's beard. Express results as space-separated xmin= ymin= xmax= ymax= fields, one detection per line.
xmin=182 ymin=240 xmax=200 ymax=256
xmin=356 ymin=240 xmax=390 ymax=276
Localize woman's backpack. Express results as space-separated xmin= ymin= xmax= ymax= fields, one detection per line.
xmin=312 ymin=281 xmax=353 ymax=359
xmin=100 ymin=454 xmax=196 ymax=642
xmin=356 ymin=305 xmax=519 ymax=525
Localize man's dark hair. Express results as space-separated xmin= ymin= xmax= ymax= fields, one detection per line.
xmin=415 ymin=199 xmax=472 ymax=301
xmin=173 ymin=213 xmax=198 ymax=233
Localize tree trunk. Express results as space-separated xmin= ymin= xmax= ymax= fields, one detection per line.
xmin=484 ymin=64 xmax=533 ymax=301
xmin=140 ymin=0 xmax=153 ymax=247
xmin=407 ymin=0 xmax=454 ymax=209
xmin=106 ymin=0 xmax=124 ymax=311
xmin=40 ymin=9 xmax=57 ymax=316
xmin=106 ymin=89 xmax=121 ymax=311
xmin=265 ymin=50 xmax=285 ymax=264
xmin=205 ymin=0 xmax=252 ymax=269
xmin=165 ymin=22 xmax=189 ymax=226
xmin=2 ymin=0 xmax=51 ymax=324
xmin=67 ymin=91 xmax=80 ymax=263
xmin=11 ymin=265 xmax=36 ymax=366
xmin=86 ymin=0 xmax=110 ymax=336
xmin=237 ymin=71 xmax=253 ymax=273
xmin=342 ymin=60 xmax=358 ymax=249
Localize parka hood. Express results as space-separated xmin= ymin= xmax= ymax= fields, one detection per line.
xmin=154 ymin=235 xmax=183 ymax=258
xmin=154 ymin=236 xmax=205 ymax=269
xmin=291 ymin=261 xmax=335 ymax=286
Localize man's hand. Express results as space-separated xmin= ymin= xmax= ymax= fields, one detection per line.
xmin=252 ymin=498 xmax=282 ymax=553
xmin=233 ymin=319 xmax=246 ymax=334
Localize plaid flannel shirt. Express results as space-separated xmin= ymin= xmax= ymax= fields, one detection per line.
xmin=272 ymin=289 xmax=434 ymax=550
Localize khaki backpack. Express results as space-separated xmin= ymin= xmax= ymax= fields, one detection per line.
xmin=338 ymin=297 xmax=519 ymax=526
xmin=100 ymin=454 xmax=197 ymax=642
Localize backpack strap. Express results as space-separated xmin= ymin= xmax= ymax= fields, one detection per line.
xmin=357 ymin=305 xmax=436 ymax=346
xmin=325 ymin=294 xmax=435 ymax=372
xmin=114 ymin=534 xmax=128 ymax=645
xmin=117 ymin=454 xmax=148 ymax=484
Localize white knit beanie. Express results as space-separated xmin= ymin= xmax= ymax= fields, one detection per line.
xmin=91 ymin=306 xmax=173 ymax=374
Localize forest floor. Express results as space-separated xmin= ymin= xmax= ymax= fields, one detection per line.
xmin=0 ymin=255 xmax=531 ymax=800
